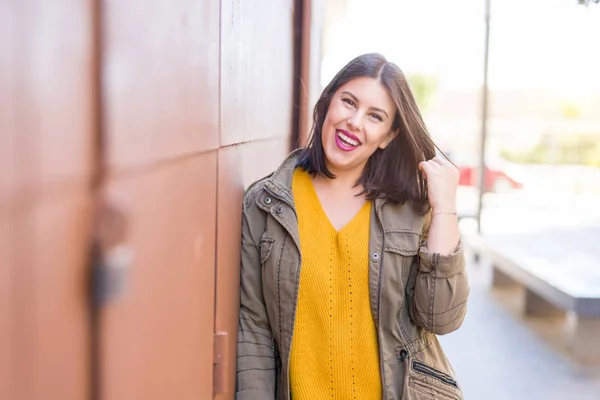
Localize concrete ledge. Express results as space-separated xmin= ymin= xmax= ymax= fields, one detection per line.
xmin=492 ymin=266 xmax=519 ymax=287
xmin=565 ymin=312 xmax=600 ymax=360
xmin=464 ymin=232 xmax=600 ymax=360
xmin=465 ymin=233 xmax=600 ymax=316
xmin=525 ymin=288 xmax=565 ymax=318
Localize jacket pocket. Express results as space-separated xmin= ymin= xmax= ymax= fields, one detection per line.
xmin=260 ymin=237 xmax=275 ymax=264
xmin=412 ymin=361 xmax=458 ymax=389
xmin=405 ymin=360 xmax=462 ymax=400
xmin=384 ymin=231 xmax=420 ymax=256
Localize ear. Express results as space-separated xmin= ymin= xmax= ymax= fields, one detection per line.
xmin=378 ymin=128 xmax=399 ymax=150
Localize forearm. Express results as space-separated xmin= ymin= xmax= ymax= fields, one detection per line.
xmin=414 ymin=238 xmax=469 ymax=335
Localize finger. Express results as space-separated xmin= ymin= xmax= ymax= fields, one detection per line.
xmin=427 ymin=159 xmax=442 ymax=171
xmin=432 ymin=156 xmax=450 ymax=166
xmin=419 ymin=161 xmax=434 ymax=176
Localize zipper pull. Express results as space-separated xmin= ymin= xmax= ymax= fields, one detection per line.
xmin=400 ymin=348 xmax=411 ymax=399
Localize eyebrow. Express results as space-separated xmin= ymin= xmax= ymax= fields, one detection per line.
xmin=341 ymin=91 xmax=389 ymax=119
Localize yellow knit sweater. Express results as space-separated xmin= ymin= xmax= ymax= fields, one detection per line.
xmin=289 ymin=168 xmax=381 ymax=400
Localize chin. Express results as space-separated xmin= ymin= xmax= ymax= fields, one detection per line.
xmin=324 ymin=151 xmax=362 ymax=174
xmin=322 ymin=131 xmax=366 ymax=172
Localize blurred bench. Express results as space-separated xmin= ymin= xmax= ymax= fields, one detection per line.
xmin=466 ymin=229 xmax=600 ymax=360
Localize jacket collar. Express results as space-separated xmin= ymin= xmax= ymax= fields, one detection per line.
xmin=263 ymin=148 xmax=389 ymax=221
xmin=262 ymin=149 xmax=302 ymax=207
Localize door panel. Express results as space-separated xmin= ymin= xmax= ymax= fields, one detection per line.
xmin=12 ymin=189 xmax=92 ymax=400
xmin=103 ymin=0 xmax=220 ymax=170
xmin=0 ymin=100 xmax=15 ymax=207
xmin=0 ymin=4 xmax=15 ymax=395
xmin=0 ymin=209 xmax=11 ymax=400
xmin=220 ymin=0 xmax=294 ymax=146
xmin=0 ymin=0 xmax=16 ymax=207
xmin=101 ymin=152 xmax=217 ymax=400
xmin=238 ymin=139 xmax=292 ymax=190
xmin=16 ymin=0 xmax=95 ymax=190
xmin=1 ymin=0 xmax=301 ymax=398
xmin=6 ymin=1 xmax=95 ymax=399
xmin=30 ymin=189 xmax=93 ymax=399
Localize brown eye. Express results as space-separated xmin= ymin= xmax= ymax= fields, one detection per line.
xmin=342 ymin=98 xmax=356 ymax=107
xmin=370 ymin=113 xmax=383 ymax=122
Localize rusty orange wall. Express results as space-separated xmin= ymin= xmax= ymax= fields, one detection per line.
xmin=99 ymin=1 xmax=221 ymax=398
xmin=1 ymin=1 xmax=96 ymax=399
xmin=0 ymin=0 xmax=299 ymax=399
xmin=0 ymin=3 xmax=14 ymax=398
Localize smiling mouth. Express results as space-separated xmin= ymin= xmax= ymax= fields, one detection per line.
xmin=336 ymin=130 xmax=361 ymax=147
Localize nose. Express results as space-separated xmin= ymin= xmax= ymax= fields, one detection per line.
xmin=347 ymin=114 xmax=363 ymax=132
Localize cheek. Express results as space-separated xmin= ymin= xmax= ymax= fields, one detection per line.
xmin=367 ymin=129 xmax=392 ymax=147
xmin=325 ymin=103 xmax=349 ymax=125
xmin=322 ymin=112 xmax=339 ymax=135
xmin=321 ymin=115 xmax=335 ymax=143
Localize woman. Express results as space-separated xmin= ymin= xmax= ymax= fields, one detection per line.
xmin=236 ymin=53 xmax=469 ymax=400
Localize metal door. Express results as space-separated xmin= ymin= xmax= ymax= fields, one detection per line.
xmin=3 ymin=1 xmax=96 ymax=399
xmin=99 ymin=1 xmax=220 ymax=399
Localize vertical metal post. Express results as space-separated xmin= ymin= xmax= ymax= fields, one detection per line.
xmin=477 ymin=0 xmax=491 ymax=234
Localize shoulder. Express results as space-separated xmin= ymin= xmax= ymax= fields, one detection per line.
xmin=242 ymin=173 xmax=274 ymax=215
xmin=243 ymin=173 xmax=272 ymax=207
xmin=241 ymin=174 xmax=273 ymax=245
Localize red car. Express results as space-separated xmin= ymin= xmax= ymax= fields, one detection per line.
xmin=458 ymin=164 xmax=523 ymax=192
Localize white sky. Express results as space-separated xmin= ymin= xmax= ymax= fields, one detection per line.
xmin=322 ymin=0 xmax=600 ymax=92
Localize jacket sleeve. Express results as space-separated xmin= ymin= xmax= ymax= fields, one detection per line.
xmin=236 ymin=195 xmax=277 ymax=400
xmin=408 ymin=213 xmax=469 ymax=335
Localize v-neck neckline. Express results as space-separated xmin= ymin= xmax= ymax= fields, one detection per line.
xmin=303 ymin=171 xmax=371 ymax=234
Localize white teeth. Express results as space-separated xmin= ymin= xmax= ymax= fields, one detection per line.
xmin=337 ymin=131 xmax=359 ymax=146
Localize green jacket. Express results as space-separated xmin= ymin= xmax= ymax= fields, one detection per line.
xmin=237 ymin=150 xmax=469 ymax=400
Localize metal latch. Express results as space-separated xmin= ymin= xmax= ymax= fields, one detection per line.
xmin=213 ymin=331 xmax=229 ymax=395
xmin=91 ymin=199 xmax=134 ymax=307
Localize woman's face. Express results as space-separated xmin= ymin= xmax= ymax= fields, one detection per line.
xmin=321 ymin=76 xmax=397 ymax=177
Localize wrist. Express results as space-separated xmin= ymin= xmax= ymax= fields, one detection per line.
xmin=432 ymin=211 xmax=457 ymax=217
xmin=432 ymin=204 xmax=457 ymax=214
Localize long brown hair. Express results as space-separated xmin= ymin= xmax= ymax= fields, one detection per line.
xmin=297 ymin=53 xmax=438 ymax=214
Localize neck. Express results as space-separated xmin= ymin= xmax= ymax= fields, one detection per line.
xmin=316 ymin=162 xmax=365 ymax=195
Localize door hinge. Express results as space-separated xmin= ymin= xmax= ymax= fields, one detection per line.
xmin=213 ymin=331 xmax=229 ymax=395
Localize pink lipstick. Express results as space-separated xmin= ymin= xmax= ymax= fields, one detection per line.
xmin=335 ymin=129 xmax=361 ymax=152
